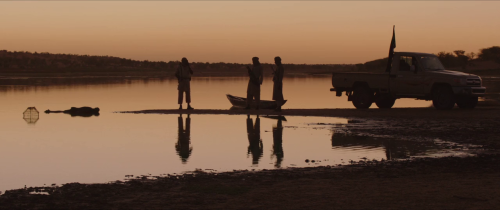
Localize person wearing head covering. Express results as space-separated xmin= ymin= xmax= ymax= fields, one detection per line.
xmin=245 ymin=57 xmax=263 ymax=110
xmin=175 ymin=58 xmax=194 ymax=110
xmin=272 ymin=56 xmax=285 ymax=111
xmin=176 ymin=114 xmax=192 ymax=164
xmin=246 ymin=115 xmax=263 ymax=165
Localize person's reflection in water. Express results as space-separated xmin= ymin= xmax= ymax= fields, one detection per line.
xmin=247 ymin=115 xmax=263 ymax=165
xmin=176 ymin=114 xmax=192 ymax=164
xmin=272 ymin=118 xmax=284 ymax=168
xmin=384 ymin=140 xmax=395 ymax=161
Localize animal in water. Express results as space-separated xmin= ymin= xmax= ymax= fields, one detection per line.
xmin=44 ymin=107 xmax=100 ymax=117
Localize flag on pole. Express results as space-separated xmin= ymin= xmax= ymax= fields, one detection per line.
xmin=386 ymin=26 xmax=396 ymax=72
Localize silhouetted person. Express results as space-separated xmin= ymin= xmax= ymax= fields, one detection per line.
xmin=399 ymin=58 xmax=411 ymax=71
xmin=245 ymin=57 xmax=263 ymax=110
xmin=272 ymin=118 xmax=284 ymax=168
xmin=246 ymin=115 xmax=263 ymax=165
xmin=175 ymin=58 xmax=194 ymax=110
xmin=176 ymin=114 xmax=192 ymax=164
xmin=272 ymin=56 xmax=285 ymax=111
xmin=411 ymin=57 xmax=418 ymax=71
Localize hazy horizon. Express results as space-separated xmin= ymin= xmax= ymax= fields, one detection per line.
xmin=1 ymin=1 xmax=499 ymax=64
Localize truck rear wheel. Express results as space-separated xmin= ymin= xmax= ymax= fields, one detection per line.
xmin=432 ymin=86 xmax=455 ymax=110
xmin=375 ymin=94 xmax=396 ymax=109
xmin=456 ymin=96 xmax=478 ymax=109
xmin=352 ymin=86 xmax=373 ymax=109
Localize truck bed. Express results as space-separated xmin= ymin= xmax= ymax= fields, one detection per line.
xmin=331 ymin=72 xmax=390 ymax=91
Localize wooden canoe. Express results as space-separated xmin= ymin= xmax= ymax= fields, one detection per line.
xmin=226 ymin=94 xmax=287 ymax=109
xmin=261 ymin=115 xmax=287 ymax=121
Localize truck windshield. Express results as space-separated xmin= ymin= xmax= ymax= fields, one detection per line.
xmin=420 ymin=56 xmax=445 ymax=71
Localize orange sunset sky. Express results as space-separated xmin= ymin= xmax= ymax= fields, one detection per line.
xmin=1 ymin=1 xmax=499 ymax=64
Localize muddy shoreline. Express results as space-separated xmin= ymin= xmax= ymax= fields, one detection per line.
xmin=120 ymin=102 xmax=500 ymax=119
xmin=2 ymin=154 xmax=499 ymax=210
xmin=2 ymin=105 xmax=500 ymax=209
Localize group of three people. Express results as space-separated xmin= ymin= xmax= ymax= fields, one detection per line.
xmin=176 ymin=56 xmax=285 ymax=111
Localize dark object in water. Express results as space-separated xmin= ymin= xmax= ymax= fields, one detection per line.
xmin=45 ymin=107 xmax=100 ymax=117
xmin=23 ymin=107 xmax=40 ymax=124
xmin=227 ymin=94 xmax=286 ymax=109
xmin=261 ymin=115 xmax=287 ymax=121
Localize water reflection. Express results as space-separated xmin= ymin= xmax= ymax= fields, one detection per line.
xmin=272 ymin=118 xmax=284 ymax=168
xmin=331 ymin=131 xmax=440 ymax=160
xmin=246 ymin=115 xmax=263 ymax=165
xmin=0 ymin=113 xmax=477 ymax=193
xmin=384 ymin=139 xmax=439 ymax=160
xmin=176 ymin=114 xmax=192 ymax=164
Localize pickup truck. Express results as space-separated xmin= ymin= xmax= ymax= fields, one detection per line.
xmin=330 ymin=52 xmax=486 ymax=110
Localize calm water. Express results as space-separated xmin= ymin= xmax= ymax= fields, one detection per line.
xmin=0 ymin=77 xmax=446 ymax=192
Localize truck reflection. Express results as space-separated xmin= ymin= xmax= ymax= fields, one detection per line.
xmin=176 ymin=114 xmax=192 ymax=164
xmin=331 ymin=131 xmax=439 ymax=160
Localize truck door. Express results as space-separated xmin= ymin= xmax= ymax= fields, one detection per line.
xmin=389 ymin=55 xmax=425 ymax=96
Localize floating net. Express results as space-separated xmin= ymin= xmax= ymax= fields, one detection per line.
xmin=23 ymin=107 xmax=39 ymax=124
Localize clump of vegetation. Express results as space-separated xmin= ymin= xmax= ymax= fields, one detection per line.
xmin=436 ymin=50 xmax=472 ymax=69
xmin=478 ymin=46 xmax=500 ymax=64
xmin=437 ymin=46 xmax=500 ymax=69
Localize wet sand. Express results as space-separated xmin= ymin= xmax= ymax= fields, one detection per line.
xmin=120 ymin=101 xmax=500 ymax=120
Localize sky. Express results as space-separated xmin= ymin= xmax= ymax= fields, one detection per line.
xmin=1 ymin=1 xmax=499 ymax=64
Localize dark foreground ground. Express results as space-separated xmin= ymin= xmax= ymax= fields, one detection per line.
xmin=2 ymin=104 xmax=500 ymax=210
xmin=1 ymin=155 xmax=499 ymax=210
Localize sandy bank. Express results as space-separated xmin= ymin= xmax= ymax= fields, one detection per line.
xmin=119 ymin=102 xmax=500 ymax=119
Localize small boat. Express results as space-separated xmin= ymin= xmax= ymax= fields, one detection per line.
xmin=226 ymin=94 xmax=287 ymax=109
xmin=261 ymin=115 xmax=287 ymax=121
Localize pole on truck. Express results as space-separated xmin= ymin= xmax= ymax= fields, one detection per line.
xmin=386 ymin=25 xmax=396 ymax=72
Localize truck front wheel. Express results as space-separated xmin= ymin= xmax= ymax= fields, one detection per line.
xmin=375 ymin=94 xmax=396 ymax=109
xmin=352 ymin=86 xmax=373 ymax=109
xmin=456 ymin=96 xmax=478 ymax=109
xmin=432 ymin=86 xmax=455 ymax=110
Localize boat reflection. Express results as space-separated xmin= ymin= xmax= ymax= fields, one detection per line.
xmin=246 ymin=115 xmax=263 ymax=165
xmin=331 ymin=131 xmax=439 ymax=160
xmin=176 ymin=114 xmax=192 ymax=164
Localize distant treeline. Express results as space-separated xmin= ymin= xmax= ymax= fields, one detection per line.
xmin=357 ymin=46 xmax=500 ymax=72
xmin=1 ymin=46 xmax=499 ymax=76
xmin=0 ymin=50 xmax=177 ymax=73
xmin=0 ymin=50 xmax=356 ymax=75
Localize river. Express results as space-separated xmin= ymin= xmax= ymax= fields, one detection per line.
xmin=0 ymin=76 xmax=447 ymax=192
